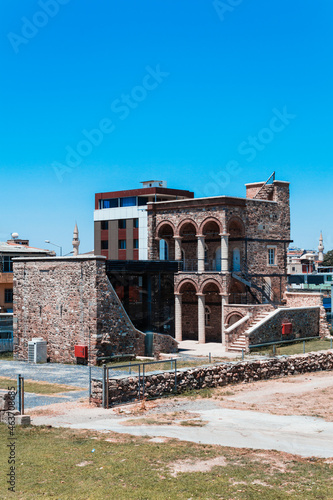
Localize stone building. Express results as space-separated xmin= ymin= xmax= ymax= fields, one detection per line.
xmin=147 ymin=177 xmax=292 ymax=345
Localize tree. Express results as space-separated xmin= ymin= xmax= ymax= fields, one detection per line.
xmin=322 ymin=250 xmax=333 ymax=266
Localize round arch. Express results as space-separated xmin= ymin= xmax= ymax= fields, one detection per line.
xmin=225 ymin=312 xmax=244 ymax=326
xmin=199 ymin=217 xmax=223 ymax=235
xmin=156 ymin=220 xmax=175 ymax=238
xmin=227 ymin=216 xmax=245 ymax=237
xmin=177 ymin=218 xmax=198 ymax=237
xmin=177 ymin=279 xmax=199 ymax=294
xmin=200 ymin=278 xmax=223 ymax=294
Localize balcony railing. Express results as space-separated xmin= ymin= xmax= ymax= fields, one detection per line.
xmin=180 ymin=259 xmax=221 ymax=272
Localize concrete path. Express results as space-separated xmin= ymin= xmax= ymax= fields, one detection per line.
xmin=178 ymin=341 xmax=240 ymax=358
xmin=30 ymin=402 xmax=333 ymax=458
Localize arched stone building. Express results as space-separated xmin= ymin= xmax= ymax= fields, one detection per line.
xmin=148 ymin=178 xmax=291 ymax=344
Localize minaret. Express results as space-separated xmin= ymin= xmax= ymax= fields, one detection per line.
xmin=72 ymin=223 xmax=80 ymax=256
xmin=318 ymin=232 xmax=324 ymax=263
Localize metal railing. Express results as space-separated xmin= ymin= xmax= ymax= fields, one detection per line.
xmin=102 ymin=358 xmax=178 ymax=409
xmin=249 ymin=336 xmax=333 ymax=355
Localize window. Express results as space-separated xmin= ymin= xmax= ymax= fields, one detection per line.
xmin=292 ymin=266 xmax=295 ymax=272
xmin=119 ymin=240 xmax=126 ymax=249
xmin=5 ymin=289 xmax=13 ymax=303
xmin=120 ymin=196 xmax=136 ymax=207
xmin=118 ymin=220 xmax=126 ymax=229
xmin=101 ymin=221 xmax=109 ymax=230
xmin=101 ymin=198 xmax=118 ymax=209
xmin=268 ymin=247 xmax=276 ymax=266
xmin=134 ymin=218 xmax=139 ymax=228
xmin=205 ymin=306 xmax=211 ymax=327
xmin=138 ymin=197 xmax=148 ymax=206
xmin=3 ymin=256 xmax=13 ymax=273
xmin=101 ymin=240 xmax=108 ymax=250
xmin=134 ymin=239 xmax=139 ymax=249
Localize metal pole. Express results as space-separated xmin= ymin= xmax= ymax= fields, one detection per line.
xmin=102 ymin=364 xmax=106 ymax=409
xmin=106 ymin=368 xmax=109 ymax=409
xmin=273 ymin=345 xmax=276 ymax=356
xmin=171 ymin=360 xmax=173 ymax=370
xmin=209 ymin=352 xmax=211 ymax=363
xmin=129 ymin=362 xmax=131 ymax=375
xmin=142 ymin=364 xmax=145 ymax=398
xmin=331 ymin=338 xmax=332 ymax=349
xmin=88 ymin=366 xmax=91 ymax=403
xmin=242 ymin=349 xmax=244 ymax=361
xmin=20 ymin=377 xmax=24 ymax=415
xmin=17 ymin=374 xmax=21 ymax=413
xmin=303 ymin=341 xmax=305 ymax=354
xmin=138 ymin=365 xmax=141 ymax=401
xmin=174 ymin=359 xmax=177 ymax=394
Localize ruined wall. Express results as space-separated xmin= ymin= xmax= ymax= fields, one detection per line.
xmin=92 ymin=350 xmax=333 ymax=406
xmin=285 ymin=292 xmax=331 ymax=338
xmin=13 ymin=256 xmax=173 ymax=365
xmin=247 ymin=307 xmax=320 ymax=346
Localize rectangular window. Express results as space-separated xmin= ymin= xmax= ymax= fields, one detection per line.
xmin=120 ymin=196 xmax=136 ymax=207
xmin=268 ymin=248 xmax=276 ymax=266
xmin=134 ymin=239 xmax=139 ymax=249
xmin=101 ymin=221 xmax=109 ymax=230
xmin=101 ymin=198 xmax=118 ymax=209
xmin=5 ymin=289 xmax=13 ymax=303
xmin=101 ymin=240 xmax=108 ymax=250
xmin=119 ymin=240 xmax=126 ymax=249
xmin=134 ymin=218 xmax=139 ymax=228
xmin=118 ymin=220 xmax=126 ymax=229
xmin=3 ymin=256 xmax=13 ymax=273
xmin=138 ymin=197 xmax=148 ymax=206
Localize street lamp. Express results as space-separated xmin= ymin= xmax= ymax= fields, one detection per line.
xmin=45 ymin=240 xmax=62 ymax=256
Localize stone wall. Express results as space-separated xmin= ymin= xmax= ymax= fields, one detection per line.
xmin=247 ymin=307 xmax=320 ymax=346
xmin=153 ymin=333 xmax=178 ymax=357
xmin=92 ymin=350 xmax=333 ymax=406
xmin=285 ymin=292 xmax=331 ymax=337
xmin=13 ymin=256 xmax=175 ymax=365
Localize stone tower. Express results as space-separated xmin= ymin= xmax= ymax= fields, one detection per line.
xmin=72 ymin=223 xmax=80 ymax=256
xmin=318 ymin=232 xmax=324 ymax=263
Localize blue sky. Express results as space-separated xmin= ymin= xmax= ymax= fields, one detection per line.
xmin=1 ymin=0 xmax=332 ymax=254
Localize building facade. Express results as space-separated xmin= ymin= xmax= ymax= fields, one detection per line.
xmin=0 ymin=238 xmax=54 ymax=313
xmin=147 ymin=179 xmax=291 ymax=344
xmin=94 ymin=181 xmax=194 ymax=260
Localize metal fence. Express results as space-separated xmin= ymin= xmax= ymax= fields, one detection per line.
xmin=0 ymin=339 xmax=13 ymax=352
xmin=102 ymin=358 xmax=178 ymax=409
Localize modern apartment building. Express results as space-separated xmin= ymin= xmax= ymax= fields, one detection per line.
xmin=94 ymin=181 xmax=194 ymax=260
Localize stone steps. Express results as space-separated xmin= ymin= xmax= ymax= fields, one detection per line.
xmin=228 ymin=311 xmax=272 ymax=352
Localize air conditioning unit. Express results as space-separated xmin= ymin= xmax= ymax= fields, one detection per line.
xmin=28 ymin=338 xmax=47 ymax=363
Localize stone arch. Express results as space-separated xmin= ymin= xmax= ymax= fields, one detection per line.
xmin=225 ymin=311 xmax=244 ymax=326
xmin=227 ymin=216 xmax=245 ymax=237
xmin=200 ymin=278 xmax=223 ymax=294
xmin=199 ymin=217 xmax=223 ymax=236
xmin=177 ymin=279 xmax=199 ymax=294
xmin=156 ymin=220 xmax=175 ymax=239
xmin=228 ymin=279 xmax=246 ymax=304
xmin=177 ymin=218 xmax=198 ymax=237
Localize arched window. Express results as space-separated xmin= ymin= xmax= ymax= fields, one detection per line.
xmin=205 ymin=306 xmax=211 ymax=327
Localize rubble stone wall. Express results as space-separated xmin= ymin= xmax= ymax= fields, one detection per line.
xmin=13 ymin=256 xmax=173 ymax=365
xmin=285 ymin=292 xmax=331 ymax=337
xmin=92 ymin=350 xmax=333 ymax=406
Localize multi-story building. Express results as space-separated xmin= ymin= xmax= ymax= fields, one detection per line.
xmin=147 ymin=176 xmax=292 ymax=344
xmin=94 ymin=181 xmax=194 ymax=260
xmin=0 ymin=237 xmax=54 ymax=312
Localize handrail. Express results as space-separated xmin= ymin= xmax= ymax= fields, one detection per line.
xmin=253 ymin=171 xmax=275 ymax=199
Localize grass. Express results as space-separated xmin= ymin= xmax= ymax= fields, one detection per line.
xmin=0 ymin=423 xmax=332 ymax=499
xmin=250 ymin=338 xmax=332 ymax=357
xmin=0 ymin=377 xmax=84 ymax=394
xmin=0 ymin=351 xmax=13 ymax=361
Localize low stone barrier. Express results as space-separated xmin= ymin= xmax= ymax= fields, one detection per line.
xmin=92 ymin=350 xmax=333 ymax=407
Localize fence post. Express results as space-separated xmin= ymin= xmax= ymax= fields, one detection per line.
xmin=129 ymin=362 xmax=131 ymax=375
xmin=174 ymin=359 xmax=177 ymax=394
xmin=17 ymin=374 xmax=21 ymax=414
xmin=242 ymin=349 xmax=244 ymax=361
xmin=142 ymin=364 xmax=145 ymax=399
xmin=138 ymin=365 xmax=141 ymax=401
xmin=88 ymin=366 xmax=92 ymax=403
xmin=20 ymin=376 xmax=24 ymax=415
xmin=273 ymin=345 xmax=276 ymax=356
xmin=106 ymin=368 xmax=109 ymax=410
xmin=102 ymin=364 xmax=106 ymax=409
xmin=209 ymin=352 xmax=211 ymax=363
xmin=331 ymin=338 xmax=332 ymax=349
xmin=303 ymin=341 xmax=305 ymax=354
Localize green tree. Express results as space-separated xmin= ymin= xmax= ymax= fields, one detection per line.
xmin=322 ymin=250 xmax=333 ymax=266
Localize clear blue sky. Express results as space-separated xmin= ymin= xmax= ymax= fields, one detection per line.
xmin=1 ymin=0 xmax=332 ymax=255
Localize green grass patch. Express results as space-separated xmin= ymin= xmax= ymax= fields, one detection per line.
xmin=0 ymin=351 xmax=13 ymax=361
xmin=250 ymin=338 xmax=332 ymax=357
xmin=0 ymin=424 xmax=332 ymax=499
xmin=0 ymin=377 xmax=84 ymax=394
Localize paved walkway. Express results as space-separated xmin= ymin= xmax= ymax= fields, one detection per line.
xmin=178 ymin=341 xmax=240 ymax=358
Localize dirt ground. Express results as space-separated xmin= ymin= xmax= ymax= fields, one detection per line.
xmin=212 ymin=371 xmax=333 ymax=422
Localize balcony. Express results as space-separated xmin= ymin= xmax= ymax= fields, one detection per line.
xmin=180 ymin=259 xmax=221 ymax=273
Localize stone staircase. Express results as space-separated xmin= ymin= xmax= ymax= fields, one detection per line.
xmin=228 ymin=310 xmax=272 ymax=352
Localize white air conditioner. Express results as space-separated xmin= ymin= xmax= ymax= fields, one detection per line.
xmin=28 ymin=338 xmax=47 ymax=363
